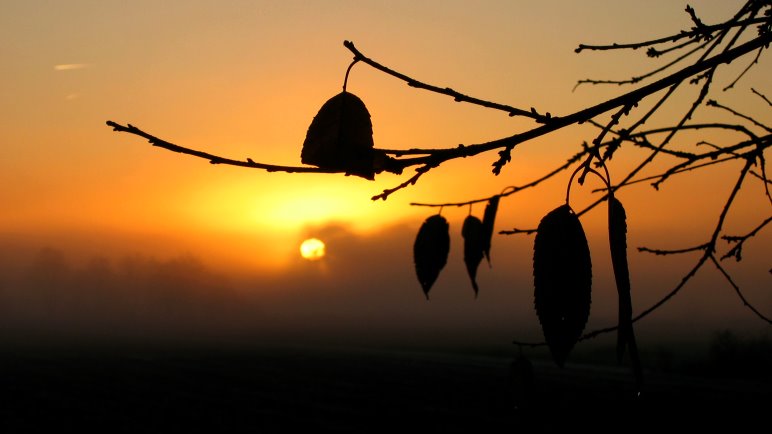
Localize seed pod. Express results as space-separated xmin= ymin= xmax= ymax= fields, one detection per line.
xmin=608 ymin=196 xmax=630 ymax=362
xmin=301 ymin=91 xmax=376 ymax=180
xmin=608 ymin=196 xmax=643 ymax=390
xmin=413 ymin=214 xmax=450 ymax=299
xmin=481 ymin=196 xmax=500 ymax=265
xmin=533 ymin=204 xmax=592 ymax=367
xmin=462 ymin=215 xmax=485 ymax=297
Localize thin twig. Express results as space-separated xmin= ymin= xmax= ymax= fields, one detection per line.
xmin=710 ymin=255 xmax=772 ymax=324
xmin=707 ymin=99 xmax=772 ymax=133
xmin=409 ymin=148 xmax=586 ymax=208
xmin=721 ymin=215 xmax=772 ymax=261
xmin=752 ymin=88 xmax=772 ymax=106
xmin=106 ymin=121 xmax=347 ymax=174
xmin=573 ymin=17 xmax=766 ymax=53
xmin=342 ymin=41 xmax=552 ymax=123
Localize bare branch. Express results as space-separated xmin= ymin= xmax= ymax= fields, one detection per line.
xmin=105 ymin=121 xmax=346 ymax=174
xmin=342 ymin=41 xmax=552 ymax=123
xmin=721 ymin=215 xmax=772 ymax=261
xmin=410 ymin=148 xmax=586 ymax=208
xmin=573 ymin=17 xmax=766 ymax=53
xmin=370 ymin=163 xmax=436 ymax=201
xmin=722 ymin=46 xmax=766 ymax=91
xmin=638 ymin=244 xmax=710 ymax=256
xmin=707 ymin=99 xmax=772 ymax=133
xmin=752 ymin=87 xmax=772 ymax=106
xmin=710 ymin=255 xmax=772 ymax=324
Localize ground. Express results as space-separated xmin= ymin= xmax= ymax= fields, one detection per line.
xmin=0 ymin=343 xmax=768 ymax=433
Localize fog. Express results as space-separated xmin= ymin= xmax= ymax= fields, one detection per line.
xmin=0 ymin=220 xmax=768 ymax=354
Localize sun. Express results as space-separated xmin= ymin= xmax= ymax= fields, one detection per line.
xmin=300 ymin=238 xmax=326 ymax=260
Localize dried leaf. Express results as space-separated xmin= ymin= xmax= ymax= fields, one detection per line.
xmin=301 ymin=91 xmax=376 ymax=180
xmin=462 ymin=215 xmax=485 ymax=297
xmin=533 ymin=204 xmax=592 ymax=367
xmin=608 ymin=196 xmax=643 ymax=390
xmin=413 ymin=214 xmax=450 ymax=299
xmin=481 ymin=196 xmax=500 ymax=265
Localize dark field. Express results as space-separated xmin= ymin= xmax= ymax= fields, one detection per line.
xmin=1 ymin=343 xmax=769 ymax=433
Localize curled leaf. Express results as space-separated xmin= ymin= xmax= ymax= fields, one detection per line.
xmin=533 ymin=204 xmax=592 ymax=367
xmin=413 ymin=215 xmax=450 ymax=299
xmin=481 ymin=196 xmax=500 ymax=265
xmin=462 ymin=215 xmax=485 ymax=297
xmin=301 ymin=91 xmax=376 ymax=179
xmin=608 ymin=196 xmax=643 ymax=390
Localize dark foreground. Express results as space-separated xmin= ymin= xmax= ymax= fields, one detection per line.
xmin=1 ymin=344 xmax=768 ymax=433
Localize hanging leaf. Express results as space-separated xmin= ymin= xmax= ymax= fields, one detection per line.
xmin=413 ymin=214 xmax=450 ymax=299
xmin=462 ymin=215 xmax=485 ymax=297
xmin=301 ymin=91 xmax=376 ymax=180
xmin=481 ymin=196 xmax=500 ymax=265
xmin=533 ymin=204 xmax=592 ymax=367
xmin=608 ymin=196 xmax=643 ymax=391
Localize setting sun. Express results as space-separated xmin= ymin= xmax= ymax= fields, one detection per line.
xmin=300 ymin=238 xmax=326 ymax=260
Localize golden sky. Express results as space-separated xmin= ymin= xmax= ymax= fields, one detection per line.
xmin=0 ymin=1 xmax=769 ymax=346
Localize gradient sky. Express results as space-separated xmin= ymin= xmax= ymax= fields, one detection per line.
xmin=0 ymin=1 xmax=769 ymax=348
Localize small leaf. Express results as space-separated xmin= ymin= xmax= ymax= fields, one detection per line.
xmin=533 ymin=204 xmax=592 ymax=367
xmin=608 ymin=196 xmax=643 ymax=391
xmin=481 ymin=196 xmax=500 ymax=265
xmin=413 ymin=214 xmax=450 ymax=299
xmin=462 ymin=215 xmax=485 ymax=297
xmin=301 ymin=91 xmax=376 ymax=180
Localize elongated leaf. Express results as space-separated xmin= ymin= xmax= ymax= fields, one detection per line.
xmin=533 ymin=204 xmax=592 ymax=367
xmin=413 ymin=215 xmax=450 ymax=299
xmin=608 ymin=196 xmax=643 ymax=391
xmin=301 ymin=91 xmax=376 ymax=179
xmin=481 ymin=196 xmax=500 ymax=265
xmin=462 ymin=215 xmax=485 ymax=297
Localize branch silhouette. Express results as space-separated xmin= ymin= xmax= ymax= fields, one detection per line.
xmin=105 ymin=0 xmax=771 ymax=374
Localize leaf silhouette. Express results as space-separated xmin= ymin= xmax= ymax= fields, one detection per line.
xmin=462 ymin=215 xmax=485 ymax=297
xmin=413 ymin=214 xmax=450 ymax=299
xmin=608 ymin=196 xmax=643 ymax=390
xmin=533 ymin=204 xmax=592 ymax=367
xmin=481 ymin=196 xmax=500 ymax=265
xmin=301 ymin=91 xmax=376 ymax=180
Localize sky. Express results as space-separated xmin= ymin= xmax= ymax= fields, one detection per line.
xmin=0 ymin=1 xmax=769 ymax=352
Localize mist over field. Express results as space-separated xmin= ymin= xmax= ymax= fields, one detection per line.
xmin=1 ymin=221 xmax=768 ymax=359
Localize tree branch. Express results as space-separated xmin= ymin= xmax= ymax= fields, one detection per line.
xmin=342 ymin=41 xmax=552 ymax=123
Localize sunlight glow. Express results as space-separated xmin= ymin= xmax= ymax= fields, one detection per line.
xmin=300 ymin=238 xmax=325 ymax=260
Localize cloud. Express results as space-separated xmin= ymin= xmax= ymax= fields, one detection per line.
xmin=53 ymin=63 xmax=91 ymax=71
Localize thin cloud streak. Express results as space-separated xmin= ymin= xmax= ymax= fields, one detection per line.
xmin=53 ymin=63 xmax=91 ymax=71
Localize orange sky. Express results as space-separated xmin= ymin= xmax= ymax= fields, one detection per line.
xmin=0 ymin=1 xmax=769 ymax=347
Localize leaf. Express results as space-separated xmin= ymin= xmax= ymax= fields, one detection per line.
xmin=413 ymin=214 xmax=450 ymax=299
xmin=462 ymin=215 xmax=485 ymax=297
xmin=608 ymin=196 xmax=643 ymax=391
xmin=301 ymin=91 xmax=376 ymax=180
xmin=533 ymin=204 xmax=592 ymax=367
xmin=481 ymin=196 xmax=500 ymax=265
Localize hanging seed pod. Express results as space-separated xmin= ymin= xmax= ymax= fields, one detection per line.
xmin=301 ymin=91 xmax=376 ymax=180
xmin=481 ymin=196 xmax=500 ymax=265
xmin=533 ymin=204 xmax=592 ymax=367
xmin=462 ymin=215 xmax=485 ymax=297
xmin=608 ymin=196 xmax=643 ymax=391
xmin=413 ymin=214 xmax=450 ymax=299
